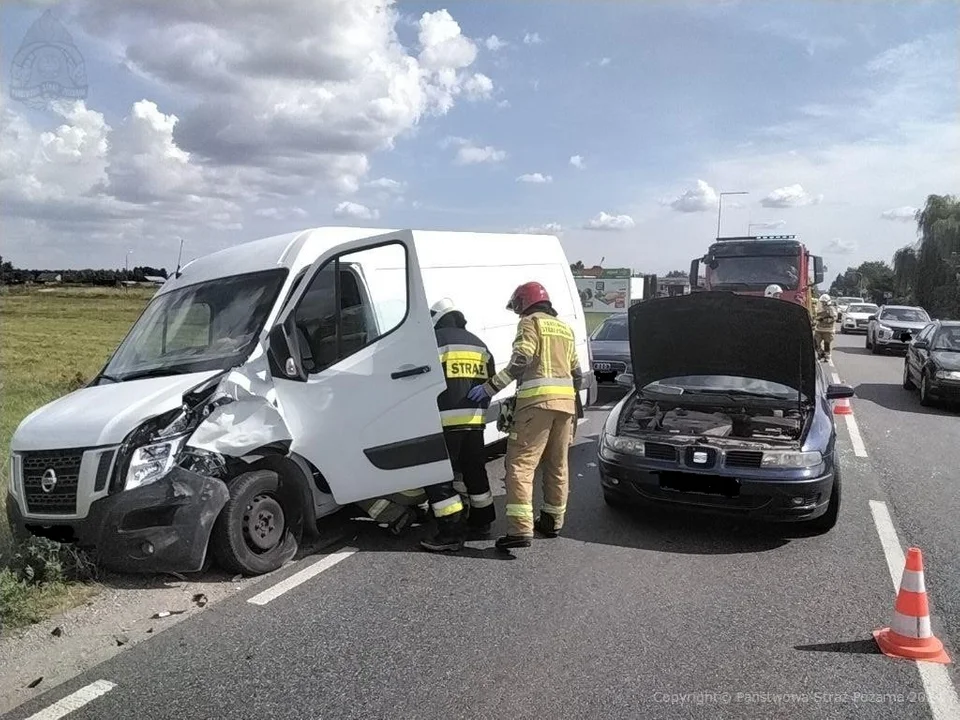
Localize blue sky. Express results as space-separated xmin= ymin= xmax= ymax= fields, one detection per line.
xmin=1 ymin=0 xmax=958 ymax=277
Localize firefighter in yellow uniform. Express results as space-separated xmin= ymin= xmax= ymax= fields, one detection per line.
xmin=467 ymin=282 xmax=583 ymax=551
xmin=814 ymin=293 xmax=838 ymax=362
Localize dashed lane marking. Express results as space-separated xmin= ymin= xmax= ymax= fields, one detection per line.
xmin=869 ymin=501 xmax=960 ymax=720
xmin=831 ymin=371 xmax=868 ymax=458
xmin=25 ymin=680 xmax=116 ymax=720
xmin=247 ymin=547 xmax=357 ymax=606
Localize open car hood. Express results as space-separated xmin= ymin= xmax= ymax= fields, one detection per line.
xmin=628 ymin=292 xmax=816 ymax=400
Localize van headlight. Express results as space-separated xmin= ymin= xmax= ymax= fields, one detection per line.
xmin=125 ymin=435 xmax=188 ymax=490
xmin=761 ymin=450 xmax=822 ymax=469
xmin=602 ymin=433 xmax=645 ymax=456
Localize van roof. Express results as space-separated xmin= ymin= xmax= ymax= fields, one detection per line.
xmin=161 ymin=226 xmax=564 ymax=294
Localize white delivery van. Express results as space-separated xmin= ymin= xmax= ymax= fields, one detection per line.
xmin=6 ymin=227 xmax=595 ymax=576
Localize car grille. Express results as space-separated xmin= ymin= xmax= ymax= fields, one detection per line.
xmin=725 ymin=450 xmax=764 ymax=469
xmin=22 ymin=450 xmax=84 ymax=515
xmin=644 ymin=442 xmax=678 ymax=462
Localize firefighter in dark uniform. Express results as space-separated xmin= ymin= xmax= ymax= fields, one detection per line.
xmin=420 ymin=298 xmax=497 ymax=552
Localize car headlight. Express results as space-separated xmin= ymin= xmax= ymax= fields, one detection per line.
xmin=935 ymin=370 xmax=960 ymax=381
xmin=125 ymin=435 xmax=188 ymax=490
xmin=602 ymin=434 xmax=645 ymax=456
xmin=877 ymin=324 xmax=892 ymax=338
xmin=761 ymin=450 xmax=822 ymax=469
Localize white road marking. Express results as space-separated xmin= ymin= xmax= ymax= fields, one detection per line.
xmin=844 ymin=414 xmax=868 ymax=458
xmin=26 ymin=680 xmax=116 ymax=720
xmin=247 ymin=547 xmax=357 ymax=606
xmin=869 ymin=500 xmax=960 ymax=720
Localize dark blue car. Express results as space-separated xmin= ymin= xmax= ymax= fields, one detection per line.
xmin=598 ymin=291 xmax=854 ymax=532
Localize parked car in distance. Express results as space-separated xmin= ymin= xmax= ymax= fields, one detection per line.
xmin=835 ymin=296 xmax=865 ymax=321
xmin=902 ymin=320 xmax=960 ymax=406
xmin=589 ymin=313 xmax=630 ymax=384
xmin=599 ymin=291 xmax=854 ymax=533
xmin=866 ymin=305 xmax=931 ymax=354
xmin=839 ymin=302 xmax=879 ymax=334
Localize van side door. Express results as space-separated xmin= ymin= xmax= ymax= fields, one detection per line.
xmin=268 ymin=230 xmax=452 ymax=504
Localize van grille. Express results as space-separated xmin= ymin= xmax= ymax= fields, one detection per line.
xmin=22 ymin=450 xmax=83 ymax=515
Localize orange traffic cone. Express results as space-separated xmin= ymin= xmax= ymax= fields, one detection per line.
xmin=833 ymin=396 xmax=852 ymax=415
xmin=874 ymin=547 xmax=951 ymax=664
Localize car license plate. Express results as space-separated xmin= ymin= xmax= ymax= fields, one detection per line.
xmin=593 ymin=362 xmax=613 ymax=371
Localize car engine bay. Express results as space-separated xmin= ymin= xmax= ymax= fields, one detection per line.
xmin=619 ymin=397 xmax=806 ymax=444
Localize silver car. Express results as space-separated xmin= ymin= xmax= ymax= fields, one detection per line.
xmin=866 ymin=305 xmax=931 ymax=354
xmin=589 ymin=313 xmax=630 ymax=383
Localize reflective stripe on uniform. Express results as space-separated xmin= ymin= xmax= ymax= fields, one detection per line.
xmin=491 ymin=368 xmax=514 ymax=389
xmin=517 ymin=376 xmax=575 ymax=399
xmin=453 ymin=479 xmax=468 ymax=495
xmin=440 ymin=407 xmax=486 ymax=427
xmin=368 ymin=499 xmax=391 ymax=518
xmin=469 ymin=492 xmax=494 ymax=508
xmin=399 ymin=489 xmax=426 ymax=500
xmin=432 ymin=495 xmax=464 ymax=517
xmin=438 ymin=344 xmax=491 ymax=380
xmin=506 ymin=503 xmax=533 ymax=518
xmin=541 ymin=503 xmax=566 ymax=516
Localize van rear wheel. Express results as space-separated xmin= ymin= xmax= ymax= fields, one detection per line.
xmin=211 ymin=470 xmax=298 ymax=576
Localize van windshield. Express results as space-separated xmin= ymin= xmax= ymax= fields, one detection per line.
xmin=101 ymin=269 xmax=288 ymax=382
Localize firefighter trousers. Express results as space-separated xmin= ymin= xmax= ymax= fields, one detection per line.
xmin=815 ymin=330 xmax=834 ymax=358
xmin=355 ymin=489 xmax=427 ymax=531
xmin=504 ymin=405 xmax=575 ymax=537
xmin=444 ymin=428 xmax=495 ymax=527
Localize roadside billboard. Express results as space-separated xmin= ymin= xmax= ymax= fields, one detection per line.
xmin=575 ymin=276 xmax=629 ymax=313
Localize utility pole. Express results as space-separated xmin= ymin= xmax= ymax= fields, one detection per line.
xmin=717 ymin=191 xmax=749 ymax=238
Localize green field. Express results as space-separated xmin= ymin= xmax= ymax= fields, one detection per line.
xmin=0 ymin=286 xmax=153 ymax=627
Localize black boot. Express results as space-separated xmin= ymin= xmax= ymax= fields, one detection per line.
xmin=466 ymin=522 xmax=492 ymax=540
xmin=534 ymin=514 xmax=560 ymax=538
xmin=419 ymin=515 xmax=465 ymax=553
xmin=387 ymin=507 xmax=418 ymax=536
xmin=495 ymin=534 xmax=532 ymax=551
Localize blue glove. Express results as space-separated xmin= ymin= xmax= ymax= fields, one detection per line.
xmin=467 ymin=385 xmax=489 ymax=404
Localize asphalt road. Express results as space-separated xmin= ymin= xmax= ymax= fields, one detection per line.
xmin=5 ymin=361 xmax=959 ymax=720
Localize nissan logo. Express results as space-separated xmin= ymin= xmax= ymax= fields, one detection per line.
xmin=40 ymin=468 xmax=58 ymax=493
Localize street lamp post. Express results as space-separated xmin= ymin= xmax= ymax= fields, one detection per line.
xmin=717 ymin=191 xmax=749 ymax=238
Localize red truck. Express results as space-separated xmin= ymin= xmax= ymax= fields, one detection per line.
xmin=689 ymin=234 xmax=825 ymax=315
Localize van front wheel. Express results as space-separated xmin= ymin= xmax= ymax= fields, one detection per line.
xmin=211 ymin=470 xmax=298 ymax=576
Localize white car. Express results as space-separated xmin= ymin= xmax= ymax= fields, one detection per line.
xmin=835 ymin=296 xmax=865 ymax=321
xmin=839 ymin=302 xmax=879 ymax=334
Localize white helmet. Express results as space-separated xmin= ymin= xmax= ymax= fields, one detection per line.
xmin=429 ymin=297 xmax=458 ymax=326
xmin=764 ymin=284 xmax=783 ymax=298
xmin=819 ymin=294 xmax=831 ymax=304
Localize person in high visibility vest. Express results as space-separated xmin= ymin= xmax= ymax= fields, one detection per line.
xmin=419 ymin=298 xmax=497 ymax=552
xmin=814 ymin=293 xmax=838 ymax=362
xmin=467 ymin=282 xmax=583 ymax=551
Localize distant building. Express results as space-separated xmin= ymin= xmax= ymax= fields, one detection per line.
xmin=658 ymin=276 xmax=691 ymax=297
xmin=144 ymin=275 xmax=166 ymax=285
xmin=36 ymin=272 xmax=62 ymax=284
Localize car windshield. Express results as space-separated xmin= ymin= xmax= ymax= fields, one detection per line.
xmin=880 ymin=308 xmax=929 ymax=323
xmin=933 ymin=327 xmax=960 ymax=351
xmin=591 ymin=317 xmax=629 ymax=341
xmin=839 ymin=297 xmax=863 ymax=305
xmin=101 ymin=269 xmax=288 ymax=382
xmin=848 ymin=304 xmax=878 ymax=314
xmin=708 ymin=256 xmax=800 ymax=291
xmin=643 ymin=374 xmax=800 ymax=400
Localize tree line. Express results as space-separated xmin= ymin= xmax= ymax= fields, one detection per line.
xmin=0 ymin=257 xmax=168 ymax=286
xmin=829 ymin=194 xmax=960 ymax=319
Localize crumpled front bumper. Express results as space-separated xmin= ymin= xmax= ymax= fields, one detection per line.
xmin=7 ymin=467 xmax=229 ymax=575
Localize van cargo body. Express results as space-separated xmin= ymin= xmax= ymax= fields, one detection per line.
xmin=7 ymin=227 xmax=595 ymax=576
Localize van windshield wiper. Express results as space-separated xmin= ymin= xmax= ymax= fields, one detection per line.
xmin=117 ymin=366 xmax=194 ymax=382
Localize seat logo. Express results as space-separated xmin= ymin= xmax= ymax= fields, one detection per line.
xmin=41 ymin=468 xmax=58 ymax=493
xmin=692 ymin=451 xmax=708 ymax=464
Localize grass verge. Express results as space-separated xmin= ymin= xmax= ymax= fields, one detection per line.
xmin=0 ymin=286 xmax=153 ymax=632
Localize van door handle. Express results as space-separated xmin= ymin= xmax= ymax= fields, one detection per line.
xmin=391 ymin=365 xmax=431 ymax=380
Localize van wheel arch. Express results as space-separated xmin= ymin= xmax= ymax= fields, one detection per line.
xmin=244 ymin=453 xmax=321 ymax=542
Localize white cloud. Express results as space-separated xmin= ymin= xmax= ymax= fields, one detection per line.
xmin=749 ymin=220 xmax=787 ymax=230
xmin=598 ymin=57 xmax=611 ymax=66
xmin=584 ymin=212 xmax=636 ymax=231
xmin=881 ymin=206 xmax=918 ymax=222
xmin=496 ymin=99 xmax=510 ymax=109
xmin=569 ymin=154 xmax=585 ymax=169
xmin=518 ymin=222 xmax=563 ymax=235
xmin=333 ymin=201 xmax=379 ymax=221
xmin=255 ymin=207 xmax=308 ymax=220
xmin=826 ymin=238 xmax=857 ymax=255
xmin=523 ymin=32 xmax=542 ymax=45
xmin=484 ymin=35 xmax=506 ymax=51
xmin=463 ymin=73 xmax=494 ymax=101
xmin=516 ymin=173 xmax=552 ymax=184
xmin=668 ymin=179 xmax=718 ymax=213
xmin=760 ymin=183 xmax=823 ymax=208
xmin=442 ymin=137 xmax=506 ymax=165
xmin=365 ymin=177 xmax=404 ymax=192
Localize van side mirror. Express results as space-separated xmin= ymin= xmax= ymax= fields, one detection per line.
xmin=616 ymin=372 xmax=635 ymax=389
xmin=267 ymin=322 xmax=307 ymax=382
xmin=826 ymin=383 xmax=854 ymax=400
xmin=688 ymin=260 xmax=700 ymax=289
xmin=813 ymin=256 xmax=824 ymax=284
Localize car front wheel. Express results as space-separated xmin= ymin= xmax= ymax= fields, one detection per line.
xmin=919 ymin=374 xmax=934 ymax=407
xmin=866 ymin=332 xmax=872 ymax=349
xmin=210 ymin=469 xmax=298 ymax=576
xmin=902 ymin=361 xmax=915 ymax=391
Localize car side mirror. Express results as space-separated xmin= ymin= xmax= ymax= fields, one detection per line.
xmin=615 ymin=372 xmax=635 ymax=389
xmin=826 ymin=383 xmax=855 ymax=400
xmin=913 ymin=339 xmax=929 ymax=350
xmin=267 ymin=322 xmax=307 ymax=382
xmin=868 ymin=315 xmax=877 ymax=321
